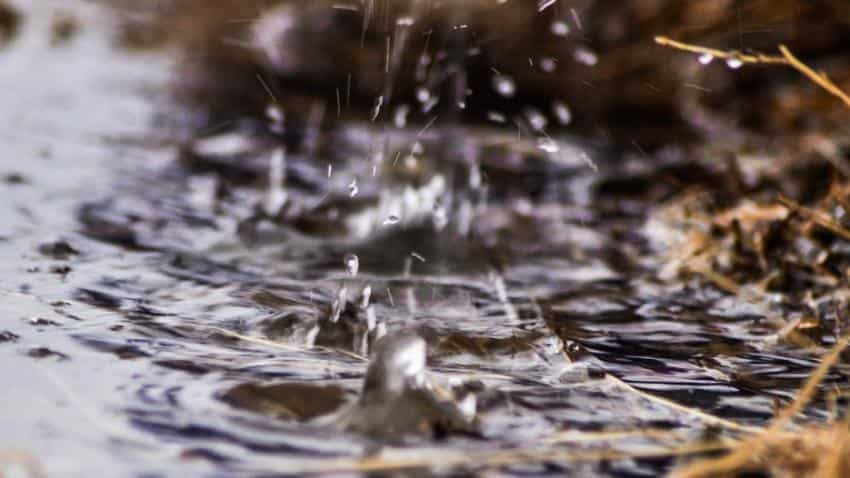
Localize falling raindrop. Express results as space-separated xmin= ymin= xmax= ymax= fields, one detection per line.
xmin=396 ymin=16 xmax=414 ymax=26
xmin=329 ymin=286 xmax=348 ymax=323
xmin=525 ymin=108 xmax=547 ymax=132
xmin=433 ymin=203 xmax=448 ymax=230
xmin=327 ymin=163 xmax=333 ymax=178
xmin=492 ymin=74 xmax=516 ymax=97
xmin=574 ymin=46 xmax=598 ymax=66
xmin=348 ymin=178 xmax=359 ymax=197
xmin=540 ymin=56 xmax=557 ymax=73
xmin=550 ymin=21 xmax=570 ymax=36
xmin=344 ymin=253 xmax=359 ymax=277
xmin=553 ymin=101 xmax=572 ymax=125
xmin=394 ymin=104 xmax=410 ymax=128
xmin=371 ymin=95 xmax=383 ymax=121
xmin=360 ymin=285 xmax=372 ymax=309
xmin=410 ymin=252 xmax=426 ymax=263
xmin=266 ymin=104 xmax=285 ymax=134
xmin=263 ymin=148 xmax=287 ymax=216
xmin=487 ymin=111 xmax=507 ymax=123
xmin=416 ymin=87 xmax=430 ymax=103
xmin=698 ymin=53 xmax=714 ymax=65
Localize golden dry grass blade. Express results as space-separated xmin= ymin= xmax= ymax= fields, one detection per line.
xmin=607 ymin=375 xmax=763 ymax=434
xmin=779 ymin=45 xmax=850 ymax=108
xmin=672 ymin=329 xmax=850 ymax=478
xmin=654 ymin=37 xmax=850 ymax=109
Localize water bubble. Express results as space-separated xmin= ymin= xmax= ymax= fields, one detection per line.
xmin=553 ymin=101 xmax=572 ymax=125
xmin=698 ymin=53 xmax=714 ymax=65
xmin=344 ymin=253 xmax=359 ymax=276
xmin=551 ymin=21 xmax=570 ymax=36
xmin=726 ymin=57 xmax=743 ymax=69
xmin=492 ymin=74 xmax=516 ymax=97
xmin=382 ymin=214 xmax=400 ymax=226
xmin=348 ymin=179 xmax=359 ymax=197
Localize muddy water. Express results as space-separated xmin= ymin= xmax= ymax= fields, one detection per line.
xmin=2 ymin=2 xmax=849 ymax=477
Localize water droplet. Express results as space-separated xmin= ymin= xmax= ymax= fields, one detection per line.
xmin=360 ymin=285 xmax=372 ymax=309
xmin=574 ymin=46 xmax=598 ymax=66
xmin=537 ymin=137 xmax=559 ymax=153
xmin=540 ymin=56 xmax=557 ymax=73
xmin=344 ymin=253 xmax=359 ymax=276
xmin=580 ymin=152 xmax=599 ymax=172
xmin=525 ymin=108 xmax=547 ymax=131
xmin=371 ymin=95 xmax=383 ymax=121
xmin=433 ymin=203 xmax=448 ymax=230
xmin=416 ymin=87 xmax=430 ymax=103
xmin=329 ymin=286 xmax=348 ymax=323
xmin=382 ymin=214 xmax=400 ymax=226
xmin=698 ymin=53 xmax=714 ymax=65
xmin=726 ymin=57 xmax=743 ymax=69
xmin=394 ymin=104 xmax=410 ymax=128
xmin=551 ymin=21 xmax=570 ymax=36
xmin=348 ymin=179 xmax=359 ymax=197
xmin=422 ymin=96 xmax=439 ymax=113
xmin=553 ymin=101 xmax=572 ymax=125
xmin=264 ymin=148 xmax=287 ymax=215
xmin=492 ymin=74 xmax=516 ymax=97
xmin=487 ymin=111 xmax=507 ymax=123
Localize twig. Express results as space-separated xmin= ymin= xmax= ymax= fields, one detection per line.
xmin=654 ymin=36 xmax=786 ymax=65
xmin=654 ymin=36 xmax=850 ymax=108
xmin=779 ymin=45 xmax=850 ymax=108
xmin=778 ymin=196 xmax=850 ymax=242
xmin=607 ymin=375 xmax=763 ymax=434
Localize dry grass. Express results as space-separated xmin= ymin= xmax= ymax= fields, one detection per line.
xmin=655 ymin=36 xmax=850 ymax=108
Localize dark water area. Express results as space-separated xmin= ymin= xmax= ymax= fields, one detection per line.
xmin=2 ymin=2 xmax=850 ymax=477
